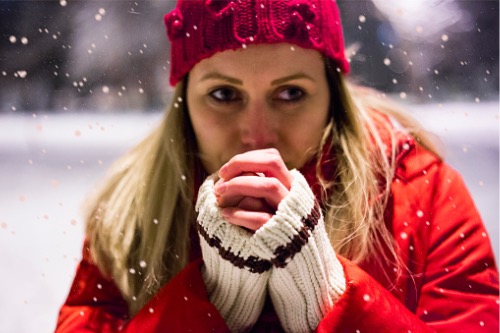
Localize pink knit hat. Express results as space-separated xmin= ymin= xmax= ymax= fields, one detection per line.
xmin=164 ymin=0 xmax=349 ymax=86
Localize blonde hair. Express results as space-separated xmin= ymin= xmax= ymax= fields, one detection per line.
xmin=86 ymin=81 xmax=197 ymax=315
xmin=320 ymin=63 xmax=441 ymax=282
xmin=86 ymin=66 xmax=440 ymax=315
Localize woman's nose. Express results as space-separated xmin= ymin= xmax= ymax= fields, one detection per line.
xmin=240 ymin=103 xmax=277 ymax=150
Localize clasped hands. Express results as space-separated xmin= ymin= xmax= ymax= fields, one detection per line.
xmin=213 ymin=148 xmax=294 ymax=231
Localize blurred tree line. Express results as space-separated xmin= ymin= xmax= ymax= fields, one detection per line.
xmin=0 ymin=0 xmax=498 ymax=112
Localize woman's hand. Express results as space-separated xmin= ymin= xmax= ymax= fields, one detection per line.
xmin=214 ymin=148 xmax=294 ymax=231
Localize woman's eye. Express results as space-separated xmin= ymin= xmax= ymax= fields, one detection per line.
xmin=209 ymin=87 xmax=240 ymax=103
xmin=275 ymin=87 xmax=305 ymax=102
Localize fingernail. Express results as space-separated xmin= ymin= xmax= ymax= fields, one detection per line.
xmin=218 ymin=164 xmax=227 ymax=177
xmin=214 ymin=183 xmax=226 ymax=195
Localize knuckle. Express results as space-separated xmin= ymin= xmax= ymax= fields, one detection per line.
xmin=267 ymin=154 xmax=283 ymax=170
xmin=264 ymin=178 xmax=281 ymax=192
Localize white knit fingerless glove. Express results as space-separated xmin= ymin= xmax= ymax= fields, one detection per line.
xmin=195 ymin=175 xmax=271 ymax=333
xmin=252 ymin=169 xmax=346 ymax=333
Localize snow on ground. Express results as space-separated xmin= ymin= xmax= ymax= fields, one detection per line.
xmin=0 ymin=102 xmax=498 ymax=332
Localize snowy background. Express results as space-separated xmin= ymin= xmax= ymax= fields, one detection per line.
xmin=0 ymin=0 xmax=498 ymax=332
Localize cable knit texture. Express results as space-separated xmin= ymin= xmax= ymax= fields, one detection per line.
xmin=195 ymin=170 xmax=346 ymax=333
xmin=196 ymin=175 xmax=271 ymax=332
xmin=257 ymin=170 xmax=346 ymax=332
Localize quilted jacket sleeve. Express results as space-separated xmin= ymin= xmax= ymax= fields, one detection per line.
xmin=315 ymin=147 xmax=499 ymax=333
xmin=55 ymin=244 xmax=230 ymax=333
xmin=316 ymin=256 xmax=437 ymax=333
xmin=408 ymin=159 xmax=499 ymax=331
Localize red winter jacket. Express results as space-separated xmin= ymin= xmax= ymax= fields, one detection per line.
xmin=55 ymin=122 xmax=499 ymax=332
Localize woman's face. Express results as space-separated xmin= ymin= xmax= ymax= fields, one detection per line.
xmin=186 ymin=43 xmax=330 ymax=174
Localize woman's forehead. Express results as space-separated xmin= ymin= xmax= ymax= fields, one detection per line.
xmin=189 ymin=43 xmax=325 ymax=80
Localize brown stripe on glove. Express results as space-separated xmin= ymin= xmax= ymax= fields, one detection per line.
xmin=196 ymin=222 xmax=272 ymax=273
xmin=196 ymin=200 xmax=321 ymax=272
xmin=271 ymin=201 xmax=321 ymax=268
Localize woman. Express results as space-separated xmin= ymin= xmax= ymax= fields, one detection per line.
xmin=55 ymin=0 xmax=499 ymax=332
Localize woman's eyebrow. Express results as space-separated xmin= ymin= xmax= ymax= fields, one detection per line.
xmin=271 ymin=73 xmax=315 ymax=86
xmin=200 ymin=72 xmax=243 ymax=85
